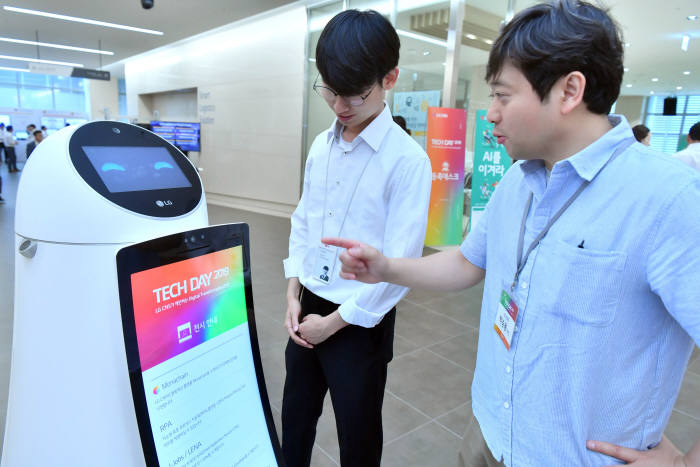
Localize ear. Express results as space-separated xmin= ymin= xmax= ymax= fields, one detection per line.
xmin=382 ymin=67 xmax=400 ymax=91
xmin=558 ymin=71 xmax=586 ymax=115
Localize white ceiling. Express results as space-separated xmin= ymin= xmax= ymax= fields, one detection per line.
xmin=0 ymin=0 xmax=697 ymax=96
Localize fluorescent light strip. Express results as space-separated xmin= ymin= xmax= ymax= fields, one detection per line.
xmin=397 ymin=29 xmax=447 ymax=47
xmin=3 ymin=6 xmax=163 ymax=36
xmin=681 ymin=34 xmax=690 ymax=51
xmin=0 ymin=65 xmax=28 ymax=72
xmin=0 ymin=54 xmax=83 ymax=67
xmin=0 ymin=37 xmax=114 ymax=55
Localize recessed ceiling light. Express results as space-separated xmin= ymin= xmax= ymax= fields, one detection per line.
xmin=441 ymin=62 xmax=446 ymax=66
xmin=624 ymin=42 xmax=630 ymax=47
xmin=465 ymin=34 xmax=477 ymax=40
xmin=681 ymin=35 xmax=690 ymax=51
xmin=677 ymin=86 xmax=683 ymax=90
xmin=0 ymin=54 xmax=82 ymax=67
xmin=651 ymin=77 xmax=659 ymax=82
xmin=0 ymin=37 xmax=114 ymax=55
xmin=3 ymin=5 xmax=163 ymax=35
xmin=483 ymin=39 xmax=493 ymax=45
xmin=0 ymin=66 xmax=28 ymax=72
xmin=683 ymin=70 xmax=691 ymax=75
xmin=423 ymin=50 xmax=431 ymax=56
xmin=688 ymin=15 xmax=698 ymax=21
xmin=650 ymin=91 xmax=654 ymax=95
xmin=624 ymin=67 xmax=629 ymax=72
xmin=626 ymin=84 xmax=632 ymax=88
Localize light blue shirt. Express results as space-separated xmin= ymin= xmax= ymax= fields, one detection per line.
xmin=461 ymin=116 xmax=700 ymax=466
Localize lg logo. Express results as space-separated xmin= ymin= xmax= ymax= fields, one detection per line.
xmin=155 ymin=200 xmax=173 ymax=207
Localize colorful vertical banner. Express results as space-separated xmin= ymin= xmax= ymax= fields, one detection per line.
xmin=393 ymin=90 xmax=441 ymax=148
xmin=425 ymin=107 xmax=467 ymax=246
xmin=470 ymin=110 xmax=513 ymax=231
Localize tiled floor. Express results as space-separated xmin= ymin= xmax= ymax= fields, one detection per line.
xmin=0 ymin=163 xmax=698 ymax=465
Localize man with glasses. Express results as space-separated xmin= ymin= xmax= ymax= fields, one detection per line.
xmin=281 ymin=9 xmax=432 ymax=467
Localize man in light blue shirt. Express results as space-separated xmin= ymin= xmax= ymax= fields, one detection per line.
xmin=324 ymin=1 xmax=700 ymax=465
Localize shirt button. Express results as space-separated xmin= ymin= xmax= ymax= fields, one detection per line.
xmin=336 ymin=181 xmax=340 ymax=185
xmin=505 ymin=365 xmax=511 ymax=374
xmin=520 ymin=281 xmax=528 ymax=289
xmin=328 ymin=211 xmax=333 ymax=217
xmin=503 ymin=402 xmax=510 ymax=409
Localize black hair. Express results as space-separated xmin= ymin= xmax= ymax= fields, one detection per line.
xmin=6 ymin=125 xmax=12 ymax=131
xmin=632 ymin=124 xmax=650 ymax=142
xmin=316 ymin=9 xmax=399 ymax=96
xmin=486 ymin=0 xmax=624 ymax=115
xmin=33 ymin=129 xmax=43 ymax=137
xmin=689 ymin=122 xmax=700 ymax=142
xmin=393 ymin=115 xmax=410 ymax=134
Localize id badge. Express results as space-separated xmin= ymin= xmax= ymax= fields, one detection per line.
xmin=494 ymin=289 xmax=519 ymax=350
xmin=313 ymin=245 xmax=337 ymax=284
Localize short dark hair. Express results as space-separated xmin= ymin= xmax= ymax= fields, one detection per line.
xmin=486 ymin=0 xmax=624 ymax=115
xmin=316 ymin=9 xmax=399 ymax=96
xmin=6 ymin=125 xmax=12 ymax=131
xmin=33 ymin=129 xmax=43 ymax=137
xmin=632 ymin=124 xmax=650 ymax=142
xmin=689 ymin=122 xmax=700 ymax=142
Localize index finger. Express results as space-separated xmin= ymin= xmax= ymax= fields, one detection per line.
xmin=586 ymin=440 xmax=640 ymax=463
xmin=321 ymin=237 xmax=360 ymax=250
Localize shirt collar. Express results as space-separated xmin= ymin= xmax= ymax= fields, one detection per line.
xmin=324 ymin=103 xmax=393 ymax=152
xmin=520 ymin=115 xmax=634 ymax=182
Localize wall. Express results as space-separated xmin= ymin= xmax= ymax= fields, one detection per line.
xmin=614 ymin=95 xmax=645 ymax=125
xmin=88 ymin=78 xmax=119 ymax=121
xmin=125 ymin=5 xmax=307 ymax=217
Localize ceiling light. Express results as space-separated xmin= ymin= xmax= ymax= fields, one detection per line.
xmin=677 ymin=86 xmax=683 ymax=90
xmin=0 ymin=65 xmax=28 ymax=72
xmin=688 ymin=15 xmax=698 ymax=21
xmin=626 ymin=84 xmax=632 ymax=88
xmin=624 ymin=42 xmax=630 ymax=47
xmin=683 ymin=70 xmax=691 ymax=75
xmin=465 ymin=33 xmax=477 ymax=40
xmin=396 ymin=29 xmax=447 ymax=47
xmin=681 ymin=34 xmax=690 ymax=51
xmin=423 ymin=50 xmax=431 ymax=56
xmin=0 ymin=54 xmax=83 ymax=67
xmin=3 ymin=5 xmax=163 ymax=35
xmin=624 ymin=67 xmax=629 ymax=72
xmin=650 ymin=91 xmax=654 ymax=95
xmin=651 ymin=78 xmax=659 ymax=82
xmin=308 ymin=58 xmax=316 ymax=62
xmin=483 ymin=38 xmax=494 ymax=45
xmin=0 ymin=37 xmax=113 ymax=55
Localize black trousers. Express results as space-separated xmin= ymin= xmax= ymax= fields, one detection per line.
xmin=5 ymin=147 xmax=16 ymax=171
xmin=281 ymin=288 xmax=396 ymax=467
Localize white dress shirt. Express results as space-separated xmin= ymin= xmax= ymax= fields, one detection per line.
xmin=674 ymin=141 xmax=700 ymax=172
xmin=284 ymin=104 xmax=432 ymax=328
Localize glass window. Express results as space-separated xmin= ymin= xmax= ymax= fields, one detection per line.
xmin=0 ymin=70 xmax=18 ymax=85
xmin=19 ymin=86 xmax=53 ymax=109
xmin=645 ymin=95 xmax=700 ymax=154
xmin=0 ymin=84 xmax=18 ymax=108
xmin=55 ymin=89 xmax=85 ymax=111
xmin=20 ymin=72 xmax=50 ymax=87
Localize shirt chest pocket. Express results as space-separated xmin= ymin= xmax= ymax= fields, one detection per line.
xmin=534 ymin=238 xmax=627 ymax=326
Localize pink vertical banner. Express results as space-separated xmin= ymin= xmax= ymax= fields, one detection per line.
xmin=425 ymin=107 xmax=466 ymax=246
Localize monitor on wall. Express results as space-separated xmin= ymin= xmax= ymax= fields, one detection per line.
xmin=150 ymin=121 xmax=201 ymax=152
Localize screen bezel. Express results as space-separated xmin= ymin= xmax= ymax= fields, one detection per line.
xmin=69 ymin=121 xmax=202 ymax=218
xmin=116 ymin=223 xmax=285 ymax=467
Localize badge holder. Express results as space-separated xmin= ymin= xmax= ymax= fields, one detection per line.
xmin=313 ymin=245 xmax=337 ymax=284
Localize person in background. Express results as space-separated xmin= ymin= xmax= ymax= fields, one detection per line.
xmin=0 ymin=123 xmax=5 ymax=164
xmin=282 ymin=9 xmax=432 ymax=467
xmin=26 ymin=124 xmax=36 ymax=144
xmin=674 ymin=121 xmax=700 ymax=172
xmin=632 ymin=123 xmax=651 ymax=146
xmin=325 ymin=1 xmax=700 ymax=466
xmin=25 ymin=130 xmax=44 ymax=159
xmin=393 ymin=115 xmax=411 ymax=135
xmin=41 ymin=125 xmax=48 ymax=138
xmin=4 ymin=125 xmax=18 ymax=173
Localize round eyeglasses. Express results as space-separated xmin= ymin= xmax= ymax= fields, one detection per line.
xmin=312 ymin=76 xmax=375 ymax=107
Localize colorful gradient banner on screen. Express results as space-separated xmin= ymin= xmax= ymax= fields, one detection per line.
xmin=130 ymin=246 xmax=247 ymax=371
xmin=425 ymin=107 xmax=467 ymax=246
xmin=470 ymin=110 xmax=512 ymax=231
